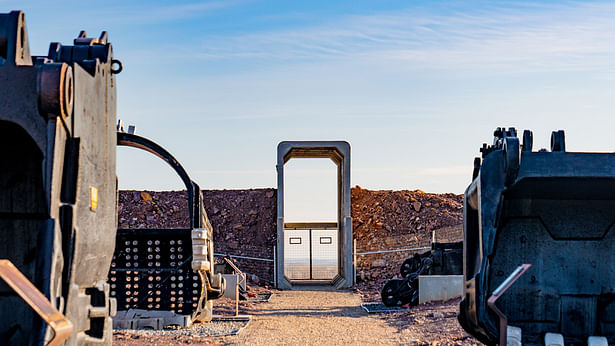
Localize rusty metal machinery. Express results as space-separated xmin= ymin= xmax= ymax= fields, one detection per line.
xmin=381 ymin=241 xmax=462 ymax=307
xmin=110 ymin=132 xmax=225 ymax=326
xmin=458 ymin=128 xmax=615 ymax=345
xmin=0 ymin=260 xmax=73 ymax=346
xmin=0 ymin=10 xmax=119 ymax=345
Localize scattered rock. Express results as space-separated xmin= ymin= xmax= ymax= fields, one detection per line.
xmin=413 ymin=201 xmax=422 ymax=212
xmin=118 ymin=186 xmax=463 ymax=292
xmin=372 ymin=259 xmax=386 ymax=268
xmin=140 ymin=191 xmax=152 ymax=203
xmin=352 ymin=188 xmax=463 ymax=295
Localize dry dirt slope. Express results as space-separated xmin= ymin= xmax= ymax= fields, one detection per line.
xmin=118 ymin=187 xmax=463 ymax=285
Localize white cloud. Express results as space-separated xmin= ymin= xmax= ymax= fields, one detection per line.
xmin=24 ymin=0 xmax=242 ymax=26
xmin=186 ymin=2 xmax=615 ymax=74
xmin=110 ymin=1 xmax=239 ymax=24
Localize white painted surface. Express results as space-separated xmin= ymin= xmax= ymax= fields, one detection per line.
xmin=418 ymin=275 xmax=463 ymax=304
xmin=544 ymin=332 xmax=564 ymax=346
xmin=507 ymin=326 xmax=522 ymax=346
xmin=284 ymin=229 xmax=310 ymax=280
xmin=222 ymin=274 xmax=247 ymax=299
xmin=587 ymin=336 xmax=608 ymax=346
xmin=284 ymin=229 xmax=338 ymax=280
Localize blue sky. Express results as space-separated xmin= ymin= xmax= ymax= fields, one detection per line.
xmin=9 ymin=1 xmax=615 ymax=195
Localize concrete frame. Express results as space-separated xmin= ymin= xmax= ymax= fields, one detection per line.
xmin=276 ymin=141 xmax=353 ymax=289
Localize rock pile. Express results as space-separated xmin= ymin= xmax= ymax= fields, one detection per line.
xmin=350 ymin=186 xmax=463 ymax=297
xmin=118 ymin=190 xmax=190 ymax=229
xmin=117 ymin=186 xmax=464 ymax=290
xmin=118 ymin=189 xmax=277 ymax=283
xmin=352 ymin=186 xmax=463 ymax=247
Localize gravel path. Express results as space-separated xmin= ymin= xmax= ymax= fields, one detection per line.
xmin=115 ymin=320 xmax=248 ymax=338
xmin=226 ymin=288 xmax=405 ymax=345
xmin=114 ymin=288 xmax=479 ymax=345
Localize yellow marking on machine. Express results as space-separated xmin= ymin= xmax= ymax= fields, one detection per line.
xmin=90 ymin=185 xmax=98 ymax=211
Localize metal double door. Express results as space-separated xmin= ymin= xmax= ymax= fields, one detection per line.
xmin=284 ymin=229 xmax=338 ymax=280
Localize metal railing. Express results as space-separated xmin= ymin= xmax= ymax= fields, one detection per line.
xmin=214 ymin=253 xmax=274 ymax=262
xmin=223 ymin=258 xmax=246 ymax=316
xmin=214 ymin=247 xmax=278 ymax=288
xmin=355 ymin=246 xmax=431 ymax=256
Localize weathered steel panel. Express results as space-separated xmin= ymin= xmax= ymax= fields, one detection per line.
xmin=459 ymin=128 xmax=615 ymax=345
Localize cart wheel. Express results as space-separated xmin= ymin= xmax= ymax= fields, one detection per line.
xmin=400 ymin=253 xmax=422 ymax=277
xmin=381 ymin=279 xmax=406 ymax=307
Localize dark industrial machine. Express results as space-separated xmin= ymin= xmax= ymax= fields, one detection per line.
xmin=458 ymin=128 xmax=615 ymax=345
xmin=381 ymin=241 xmax=462 ymax=307
xmin=0 ymin=11 xmax=119 ymax=345
xmin=109 ymin=131 xmax=225 ymax=325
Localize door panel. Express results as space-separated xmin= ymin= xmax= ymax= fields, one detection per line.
xmin=284 ymin=229 xmax=310 ymax=280
xmin=311 ymin=229 xmax=338 ymax=280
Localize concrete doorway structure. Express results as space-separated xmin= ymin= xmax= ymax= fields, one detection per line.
xmin=276 ymin=141 xmax=353 ymax=289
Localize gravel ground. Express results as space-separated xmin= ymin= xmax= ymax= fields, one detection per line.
xmin=115 ymin=320 xmax=248 ymax=338
xmin=114 ymin=288 xmax=480 ymax=345
xmin=227 ymin=288 xmax=408 ymax=345
xmin=113 ymin=331 xmax=220 ymax=345
xmin=356 ymin=282 xmax=479 ymax=345
xmin=379 ymin=298 xmax=480 ymax=345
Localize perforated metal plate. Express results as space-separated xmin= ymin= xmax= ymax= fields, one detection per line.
xmin=361 ymin=303 xmax=408 ymax=313
xmin=109 ymin=229 xmax=203 ymax=315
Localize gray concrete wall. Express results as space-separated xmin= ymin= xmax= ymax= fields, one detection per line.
xmin=276 ymin=141 xmax=353 ymax=289
xmin=418 ymin=275 xmax=464 ymax=304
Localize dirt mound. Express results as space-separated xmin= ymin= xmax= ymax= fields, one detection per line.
xmin=352 ymin=186 xmax=463 ymax=247
xmin=350 ymin=186 xmax=463 ymax=299
xmin=202 ymin=188 xmax=277 ymax=258
xmin=117 ymin=187 xmax=464 ymax=289
xmin=118 ymin=190 xmax=191 ymax=229
xmin=118 ymin=189 xmax=277 ymax=283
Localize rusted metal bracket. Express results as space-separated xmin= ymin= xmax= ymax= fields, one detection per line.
xmin=487 ymin=264 xmax=531 ymax=346
xmin=0 ymin=260 xmax=73 ymax=346
xmin=224 ymin=258 xmax=246 ymax=316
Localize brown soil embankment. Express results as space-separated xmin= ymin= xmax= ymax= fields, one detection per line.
xmin=118 ymin=187 xmax=464 ymax=289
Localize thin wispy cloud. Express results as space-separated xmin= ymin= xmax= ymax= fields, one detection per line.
xmin=24 ymin=0 xmax=243 ymax=26
xmin=188 ymin=2 xmax=615 ymax=74
xmin=110 ymin=1 xmax=241 ymax=24
xmin=354 ymin=165 xmax=469 ymax=175
xmin=192 ymin=169 xmax=272 ymax=175
xmin=13 ymin=0 xmax=611 ymax=193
